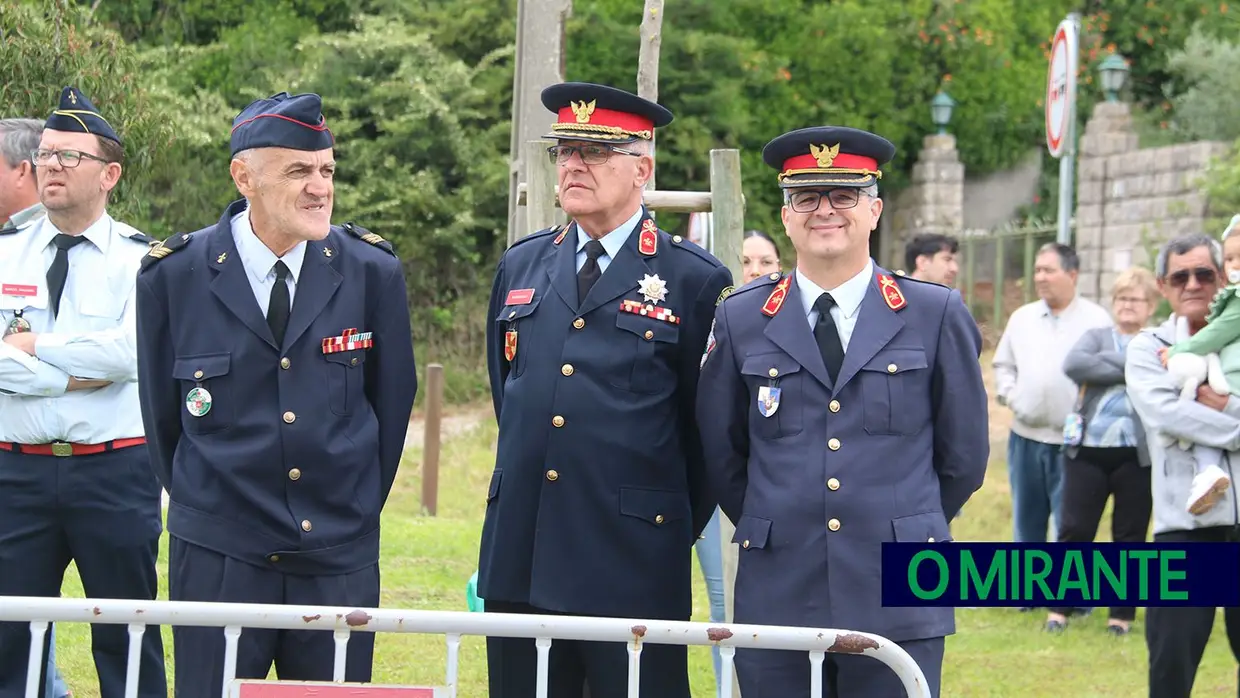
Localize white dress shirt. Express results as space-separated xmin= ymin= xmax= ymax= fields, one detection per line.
xmin=230 ymin=206 xmax=306 ymax=317
xmin=574 ymin=207 xmax=643 ymax=274
xmin=0 ymin=212 xmax=151 ymax=444
xmin=795 ymin=260 xmax=873 ymax=352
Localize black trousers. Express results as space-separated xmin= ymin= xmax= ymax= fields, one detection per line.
xmin=1050 ymin=446 xmax=1152 ymax=621
xmin=485 ymin=600 xmax=689 ymax=698
xmin=0 ymin=446 xmax=166 ymax=698
xmin=1146 ymin=526 xmax=1240 ymax=698
xmin=735 ymin=637 xmax=943 ymax=698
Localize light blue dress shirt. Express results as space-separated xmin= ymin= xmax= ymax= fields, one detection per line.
xmin=573 ymin=206 xmax=644 ymax=275
xmin=794 ymin=260 xmax=873 ymax=352
xmin=230 ymin=207 xmax=307 ymax=318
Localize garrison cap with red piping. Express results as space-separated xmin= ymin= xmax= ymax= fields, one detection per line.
xmin=541 ymin=82 xmax=674 ymax=145
xmin=762 ymin=126 xmax=896 ymax=189
xmin=230 ymin=92 xmax=335 ymax=157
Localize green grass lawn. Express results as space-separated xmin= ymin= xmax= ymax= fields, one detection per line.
xmin=46 ymin=418 xmax=1238 ymax=697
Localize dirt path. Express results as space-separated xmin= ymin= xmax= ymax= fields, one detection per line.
xmin=402 ymin=404 xmax=494 ymax=450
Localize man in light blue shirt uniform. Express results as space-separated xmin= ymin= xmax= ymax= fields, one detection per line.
xmin=0 ymin=88 xmax=167 ymax=698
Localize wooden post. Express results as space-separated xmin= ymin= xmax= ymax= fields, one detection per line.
xmin=421 ymin=364 xmax=445 ymax=516
xmin=636 ymin=0 xmax=665 ymax=194
xmin=709 ymin=148 xmax=745 ymax=698
xmin=525 ymin=139 xmax=561 ymax=232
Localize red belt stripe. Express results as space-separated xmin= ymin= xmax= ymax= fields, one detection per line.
xmin=0 ymin=437 xmax=147 ymax=457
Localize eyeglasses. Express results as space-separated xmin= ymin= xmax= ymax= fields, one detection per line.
xmin=1113 ymin=296 xmax=1149 ymax=305
xmin=31 ymin=149 xmax=111 ymax=169
xmin=1165 ymin=267 xmax=1217 ymax=288
xmin=547 ymin=144 xmax=640 ymax=166
xmin=787 ymin=188 xmax=868 ymax=214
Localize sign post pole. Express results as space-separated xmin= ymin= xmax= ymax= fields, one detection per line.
xmin=1046 ymin=13 xmax=1080 ymax=247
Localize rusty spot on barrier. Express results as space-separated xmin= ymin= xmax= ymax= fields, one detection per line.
xmin=827 ymin=633 xmax=879 ymax=655
xmin=302 ymin=614 xmax=321 ymax=623
xmin=706 ymin=627 xmax=733 ymax=642
xmin=345 ymin=610 xmax=372 ymax=627
xmin=135 ymin=609 xmax=144 ymax=615
xmin=631 ymin=625 xmax=647 ymax=638
xmin=92 ymin=607 xmax=101 ymax=616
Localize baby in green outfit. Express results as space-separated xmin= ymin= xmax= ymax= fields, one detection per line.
xmin=1166 ymin=214 xmax=1240 ymax=514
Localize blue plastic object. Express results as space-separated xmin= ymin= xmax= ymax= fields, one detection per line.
xmin=467 ymin=570 xmax=485 ymax=612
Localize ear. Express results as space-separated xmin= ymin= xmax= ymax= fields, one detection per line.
xmin=780 ymin=204 xmax=791 ymax=230
xmin=231 ymin=158 xmax=257 ymax=198
xmin=869 ymin=197 xmax=884 ymax=229
xmin=100 ymin=162 xmax=123 ymax=193
xmin=633 ymin=154 xmax=654 ymax=189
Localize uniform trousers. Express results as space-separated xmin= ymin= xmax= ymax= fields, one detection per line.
xmin=169 ymin=538 xmax=379 ymax=698
xmin=0 ymin=446 xmax=166 ymax=698
xmin=735 ymin=636 xmax=943 ymax=698
xmin=1146 ymin=526 xmax=1240 ymax=698
xmin=485 ymin=600 xmax=690 ymax=698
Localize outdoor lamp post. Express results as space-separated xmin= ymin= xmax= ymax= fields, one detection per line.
xmin=1099 ymin=54 xmax=1129 ymax=102
xmin=931 ymin=91 xmax=956 ymax=135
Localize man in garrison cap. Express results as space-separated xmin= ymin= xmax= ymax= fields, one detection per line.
xmin=476 ymin=82 xmax=733 ymax=698
xmin=0 ymin=87 xmax=167 ymax=698
xmin=696 ymin=126 xmax=989 ymax=698
xmin=134 ymin=92 xmax=417 ymax=698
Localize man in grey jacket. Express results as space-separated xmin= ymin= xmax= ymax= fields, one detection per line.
xmin=1126 ymin=233 xmax=1240 ymax=698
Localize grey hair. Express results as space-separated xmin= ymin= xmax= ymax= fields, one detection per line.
xmin=1036 ymin=242 xmax=1080 ymax=273
xmin=782 ymin=183 xmax=879 ymax=204
xmin=1155 ymin=233 xmax=1224 ymax=279
xmin=0 ymin=119 xmax=43 ymax=169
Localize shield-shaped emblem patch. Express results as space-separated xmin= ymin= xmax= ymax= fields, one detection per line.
xmin=504 ymin=330 xmax=518 ymax=362
xmin=757 ymin=385 xmax=781 ymax=418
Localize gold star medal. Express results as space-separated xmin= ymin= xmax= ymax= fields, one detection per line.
xmin=185 ymin=386 xmax=213 ymax=418
xmin=638 ymin=273 xmax=669 ymax=305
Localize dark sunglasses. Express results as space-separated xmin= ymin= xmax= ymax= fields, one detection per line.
xmin=1166 ymin=267 xmax=1217 ymax=288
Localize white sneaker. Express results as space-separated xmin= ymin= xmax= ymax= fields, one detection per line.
xmin=1187 ymin=464 xmax=1232 ymax=515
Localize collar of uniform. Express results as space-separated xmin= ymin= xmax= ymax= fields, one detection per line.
xmin=231 ymin=205 xmax=307 ymax=286
xmin=575 ymin=206 xmax=644 ymax=260
xmin=37 ymin=211 xmax=112 ymax=254
xmin=796 ymin=259 xmax=873 ymax=320
xmin=7 ymin=202 xmax=45 ymax=230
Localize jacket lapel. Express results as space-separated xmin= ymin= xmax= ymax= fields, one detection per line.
xmin=832 ymin=269 xmax=906 ymax=391
xmin=575 ymin=213 xmax=650 ymax=317
xmin=545 ymin=222 xmax=579 ymax=312
xmin=281 ymin=237 xmax=343 ymax=351
xmin=763 ymin=272 xmax=833 ymax=391
xmin=208 ymin=203 xmax=277 ymax=349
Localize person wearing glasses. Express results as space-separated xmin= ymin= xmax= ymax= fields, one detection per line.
xmin=993 ymin=244 xmax=1112 ymax=552
xmin=477 ymin=82 xmax=732 ymax=698
xmin=0 ymin=87 xmax=167 ymax=698
xmin=696 ymin=126 xmax=988 ymax=698
xmin=1125 ymin=233 xmax=1240 ymax=697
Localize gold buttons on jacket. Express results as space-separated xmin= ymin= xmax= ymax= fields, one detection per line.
xmin=768 ymin=368 xmax=779 ymax=378
xmin=828 ymin=518 xmax=841 ymax=532
xmin=301 ymin=520 xmax=312 ymax=532
xmin=573 ymin=318 xmax=585 ymax=329
xmin=655 ymin=514 xmax=665 ymax=524
xmin=280 ymin=357 xmax=291 ymax=370
xmin=928 ymin=537 xmax=936 ymax=543
xmin=268 ymin=554 xmax=281 ymax=563
xmin=827 ymin=478 xmax=840 ymax=491
xmin=828 ymin=438 xmax=840 ymax=451
xmin=644 ymin=330 xmax=654 ymax=340
xmin=351 ymin=357 xmax=359 ymax=366
xmin=887 ymin=363 xmax=898 ymax=373
xmin=508 ymin=310 xmax=516 ymax=319
xmin=561 ymin=364 xmax=574 ymax=376
xmin=546 ymin=470 xmax=559 ymax=481
xmin=283 ymin=411 xmax=296 ymax=424
xmin=552 ymin=415 xmax=565 ymax=427
xmin=829 ymin=400 xmax=840 ymax=413
xmin=288 ymin=468 xmax=301 ymax=481
xmin=769 ymin=273 xmax=780 ymax=280
xmin=742 ymin=540 xmax=750 ymax=549
xmin=194 ymin=370 xmax=204 ymax=379
xmin=673 ymin=235 xmax=683 ymax=243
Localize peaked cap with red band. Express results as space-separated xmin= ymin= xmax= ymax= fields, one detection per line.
xmin=230 ymin=92 xmax=335 ymax=157
xmin=541 ymin=82 xmax=674 ymax=145
xmin=762 ymin=126 xmax=896 ymax=189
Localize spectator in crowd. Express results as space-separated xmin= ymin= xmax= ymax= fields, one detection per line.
xmin=741 ymin=229 xmax=782 ymax=284
xmin=1045 ymin=267 xmax=1158 ymax=636
xmin=993 ymin=243 xmax=1112 ymax=549
xmin=1127 ymin=233 xmax=1240 ymax=697
xmin=904 ymin=233 xmax=959 ymax=287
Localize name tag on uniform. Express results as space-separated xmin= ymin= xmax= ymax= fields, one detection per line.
xmin=505 ymin=288 xmax=535 ymax=305
xmin=1 ymin=284 xmax=37 ymax=298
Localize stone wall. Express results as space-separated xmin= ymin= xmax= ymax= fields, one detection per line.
xmin=884 ymin=134 xmax=964 ymax=268
xmin=1075 ymin=101 xmax=1229 ymax=304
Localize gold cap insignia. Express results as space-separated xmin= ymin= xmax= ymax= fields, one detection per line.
xmin=570 ymin=99 xmax=596 ymax=124
xmin=68 ymin=92 xmax=77 ymax=105
xmin=810 ymin=143 xmax=840 ymax=168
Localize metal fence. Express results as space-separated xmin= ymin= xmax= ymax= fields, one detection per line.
xmin=0 ymin=597 xmax=931 ymax=698
xmin=959 ymin=223 xmax=1062 ymax=339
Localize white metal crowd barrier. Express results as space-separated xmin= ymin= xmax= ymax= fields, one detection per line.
xmin=0 ymin=597 xmax=931 ymax=698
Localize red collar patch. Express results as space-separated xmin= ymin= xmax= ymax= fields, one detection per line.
xmin=762 ymin=275 xmax=793 ymax=317
xmin=878 ymin=274 xmax=907 ymax=311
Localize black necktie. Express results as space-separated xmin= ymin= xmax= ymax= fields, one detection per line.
xmin=268 ymin=261 xmax=292 ymax=346
xmin=46 ymin=234 xmax=88 ymax=319
xmin=813 ymin=293 xmax=846 ymax=384
xmin=577 ymin=239 xmax=606 ymax=305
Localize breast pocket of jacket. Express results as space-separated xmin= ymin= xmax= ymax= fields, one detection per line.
xmin=172 ymin=353 xmax=233 ymax=435
xmin=495 ymin=296 xmax=542 ymax=379
xmin=740 ymin=354 xmax=804 ymax=439
xmin=611 ymin=311 xmax=679 ymax=394
xmin=859 ymin=347 xmax=931 ymax=436
xmin=325 ymin=349 xmax=367 ymax=416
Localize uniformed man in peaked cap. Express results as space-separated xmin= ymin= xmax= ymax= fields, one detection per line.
xmin=696 ymin=126 xmax=989 ymax=698
xmin=135 ymin=92 xmax=417 ymax=698
xmin=0 ymin=86 xmax=167 ymax=698
xmin=477 ymin=82 xmax=733 ymax=698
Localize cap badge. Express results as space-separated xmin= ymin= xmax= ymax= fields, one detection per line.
xmin=571 ymin=99 xmax=596 ymax=124
xmin=810 ymin=143 xmax=840 ymax=168
xmin=68 ymin=91 xmax=77 ymax=105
